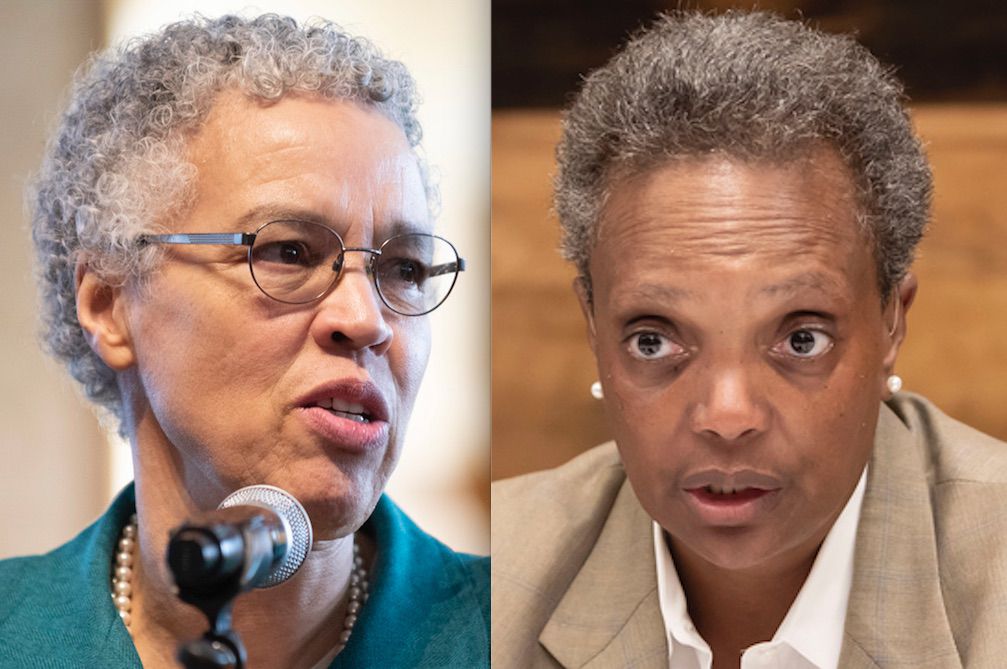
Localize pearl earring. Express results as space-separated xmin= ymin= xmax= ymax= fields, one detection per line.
xmin=590 ymin=381 xmax=604 ymax=400
xmin=886 ymin=375 xmax=903 ymax=394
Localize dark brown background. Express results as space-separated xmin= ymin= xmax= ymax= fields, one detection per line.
xmin=491 ymin=2 xmax=1007 ymax=480
xmin=493 ymin=0 xmax=1007 ymax=107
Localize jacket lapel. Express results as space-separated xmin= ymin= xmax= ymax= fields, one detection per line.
xmin=540 ymin=480 xmax=667 ymax=669
xmin=839 ymin=404 xmax=961 ymax=668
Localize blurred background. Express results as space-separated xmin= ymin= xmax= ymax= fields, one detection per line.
xmin=0 ymin=0 xmax=489 ymax=558
xmin=492 ymin=0 xmax=1007 ymax=479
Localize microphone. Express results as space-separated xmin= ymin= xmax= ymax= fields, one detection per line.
xmin=167 ymin=485 xmax=314 ymax=592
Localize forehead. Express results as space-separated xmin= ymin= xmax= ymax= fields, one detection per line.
xmin=593 ymin=150 xmax=877 ymax=305
xmin=182 ymin=89 xmax=428 ymax=234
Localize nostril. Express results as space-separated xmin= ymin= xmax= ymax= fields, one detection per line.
xmin=331 ymin=331 xmax=350 ymax=344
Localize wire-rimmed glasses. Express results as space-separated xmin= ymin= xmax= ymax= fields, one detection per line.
xmin=139 ymin=219 xmax=465 ymax=316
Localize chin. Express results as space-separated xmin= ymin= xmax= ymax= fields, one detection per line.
xmin=246 ymin=453 xmax=392 ymax=538
xmin=671 ymin=525 xmax=788 ymax=573
xmin=295 ymin=481 xmax=382 ymax=540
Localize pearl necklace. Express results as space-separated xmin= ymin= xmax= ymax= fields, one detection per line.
xmin=111 ymin=514 xmax=369 ymax=652
xmin=111 ymin=514 xmax=138 ymax=627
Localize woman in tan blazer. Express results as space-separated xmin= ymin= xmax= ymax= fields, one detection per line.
xmin=493 ymin=12 xmax=1007 ymax=669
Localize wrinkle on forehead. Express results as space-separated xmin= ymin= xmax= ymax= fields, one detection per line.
xmin=590 ymin=149 xmax=882 ymax=316
xmin=597 ymin=150 xmax=865 ymax=262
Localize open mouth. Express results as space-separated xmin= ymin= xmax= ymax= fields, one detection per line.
xmin=688 ymin=486 xmax=774 ymax=505
xmin=705 ymin=484 xmax=741 ymax=495
xmin=703 ymin=484 xmax=765 ymax=495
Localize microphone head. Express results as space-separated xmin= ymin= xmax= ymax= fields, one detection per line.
xmin=218 ymin=484 xmax=313 ymax=587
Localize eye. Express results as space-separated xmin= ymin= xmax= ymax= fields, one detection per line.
xmin=277 ymin=242 xmax=305 ymax=265
xmin=626 ymin=332 xmax=683 ymax=361
xmin=777 ymin=328 xmax=833 ymax=359
xmin=396 ymin=259 xmax=424 ymax=285
xmin=255 ymin=240 xmax=317 ymax=266
xmin=379 ymin=256 xmax=429 ymax=288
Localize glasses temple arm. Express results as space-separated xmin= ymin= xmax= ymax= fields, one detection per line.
xmin=429 ymin=258 xmax=466 ymax=277
xmin=138 ymin=233 xmax=255 ymax=246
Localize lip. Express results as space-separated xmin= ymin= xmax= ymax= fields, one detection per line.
xmin=681 ymin=468 xmax=783 ymax=527
xmin=295 ymin=379 xmax=391 ymax=453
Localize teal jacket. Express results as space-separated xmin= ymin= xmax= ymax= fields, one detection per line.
xmin=0 ymin=486 xmax=489 ymax=668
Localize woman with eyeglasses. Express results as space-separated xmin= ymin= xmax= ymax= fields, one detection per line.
xmin=0 ymin=14 xmax=485 ymax=669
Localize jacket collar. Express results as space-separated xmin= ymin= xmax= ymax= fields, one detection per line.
xmin=839 ymin=402 xmax=961 ymax=668
xmin=334 ymin=495 xmax=489 ymax=667
xmin=540 ymin=480 xmax=667 ymax=669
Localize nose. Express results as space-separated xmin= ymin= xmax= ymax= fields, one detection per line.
xmin=690 ymin=365 xmax=770 ymax=443
xmin=310 ymin=259 xmax=393 ymax=355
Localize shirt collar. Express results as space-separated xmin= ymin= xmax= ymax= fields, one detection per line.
xmin=653 ymin=467 xmax=867 ymax=669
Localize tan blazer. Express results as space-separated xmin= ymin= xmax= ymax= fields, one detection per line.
xmin=492 ymin=394 xmax=1007 ymax=668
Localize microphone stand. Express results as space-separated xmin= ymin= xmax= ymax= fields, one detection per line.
xmin=174 ymin=568 xmax=246 ymax=669
xmin=168 ymin=516 xmax=276 ymax=669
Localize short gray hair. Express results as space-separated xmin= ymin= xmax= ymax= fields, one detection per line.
xmin=555 ymin=11 xmax=932 ymax=302
xmin=31 ymin=14 xmax=430 ymax=423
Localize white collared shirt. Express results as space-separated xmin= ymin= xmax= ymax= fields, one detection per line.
xmin=653 ymin=468 xmax=867 ymax=669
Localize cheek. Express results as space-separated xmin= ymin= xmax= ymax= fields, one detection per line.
xmin=609 ymin=397 xmax=695 ymax=537
xmin=599 ymin=358 xmax=692 ymax=500
xmin=389 ymin=317 xmax=431 ymax=412
xmin=796 ymin=376 xmax=879 ymax=479
xmin=125 ymin=277 xmax=298 ymax=435
xmin=810 ymin=339 xmax=885 ymax=439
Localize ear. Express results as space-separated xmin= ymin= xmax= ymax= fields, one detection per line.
xmin=573 ymin=276 xmax=597 ymax=356
xmin=882 ymin=272 xmax=918 ymax=372
xmin=75 ymin=262 xmax=136 ymax=371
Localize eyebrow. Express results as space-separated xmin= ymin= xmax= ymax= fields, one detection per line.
xmin=232 ymin=205 xmax=427 ymax=237
xmin=619 ymin=283 xmax=697 ymax=303
xmin=758 ymin=271 xmax=845 ymax=299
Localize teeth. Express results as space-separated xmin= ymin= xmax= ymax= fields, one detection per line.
xmin=706 ymin=485 xmax=739 ymax=495
xmin=315 ymin=397 xmax=367 ymax=415
xmin=332 ymin=399 xmax=366 ymax=415
xmin=332 ymin=411 xmax=368 ymax=423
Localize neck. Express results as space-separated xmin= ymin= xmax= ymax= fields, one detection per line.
xmin=125 ymin=437 xmax=363 ymax=669
xmin=668 ymin=533 xmax=819 ymax=661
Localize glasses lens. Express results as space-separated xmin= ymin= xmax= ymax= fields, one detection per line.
xmin=375 ymin=234 xmax=462 ymax=315
xmin=249 ymin=220 xmax=342 ymax=303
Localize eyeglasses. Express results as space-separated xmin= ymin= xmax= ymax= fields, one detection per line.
xmin=139 ymin=220 xmax=465 ymax=316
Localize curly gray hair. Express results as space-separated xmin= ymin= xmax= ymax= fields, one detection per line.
xmin=31 ymin=14 xmax=430 ymax=424
xmin=555 ymin=11 xmax=932 ymax=303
